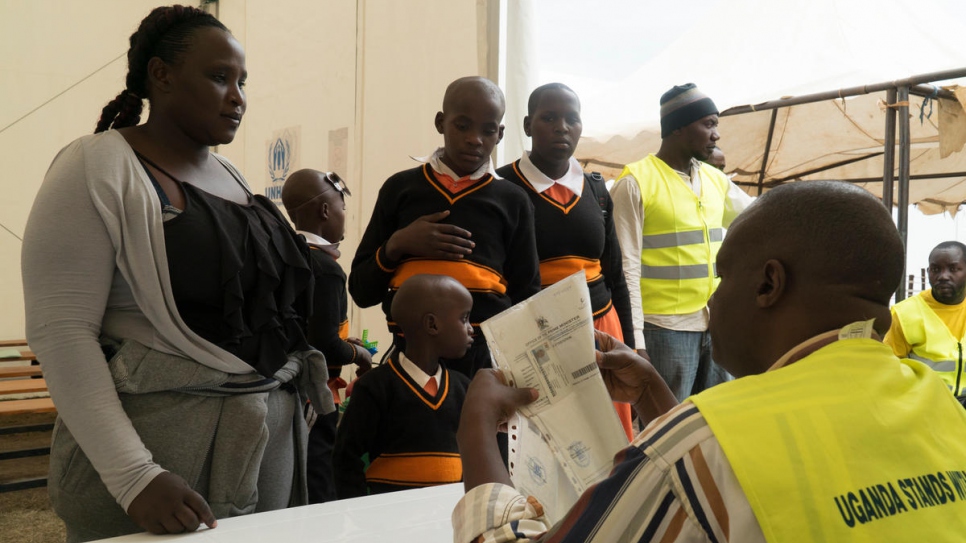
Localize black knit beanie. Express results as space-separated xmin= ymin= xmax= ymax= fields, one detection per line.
xmin=660 ymin=83 xmax=718 ymax=138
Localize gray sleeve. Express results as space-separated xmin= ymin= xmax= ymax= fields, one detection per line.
xmin=22 ymin=140 xmax=164 ymax=511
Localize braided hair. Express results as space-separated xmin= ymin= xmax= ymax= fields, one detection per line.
xmin=94 ymin=5 xmax=228 ymax=133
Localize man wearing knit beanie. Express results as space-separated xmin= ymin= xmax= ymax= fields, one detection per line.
xmin=610 ymin=83 xmax=753 ymax=401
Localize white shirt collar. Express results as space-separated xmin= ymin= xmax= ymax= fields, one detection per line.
xmin=296 ymin=230 xmax=334 ymax=248
xmin=398 ymin=351 xmax=443 ymax=388
xmin=669 ymin=158 xmax=704 ymax=197
xmin=519 ymin=152 xmax=585 ymax=194
xmin=411 ymin=148 xmax=501 ymax=180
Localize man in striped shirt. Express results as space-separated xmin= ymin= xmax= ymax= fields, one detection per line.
xmin=454 ymin=181 xmax=966 ymax=542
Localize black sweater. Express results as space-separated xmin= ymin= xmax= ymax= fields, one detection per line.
xmin=497 ymin=161 xmax=635 ymax=347
xmin=349 ymin=164 xmax=541 ymax=334
xmin=333 ymin=355 xmax=470 ymax=497
xmin=305 ymin=247 xmax=358 ymax=373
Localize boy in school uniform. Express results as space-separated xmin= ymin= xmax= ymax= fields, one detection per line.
xmin=282 ymin=168 xmax=373 ymax=503
xmin=333 ymin=274 xmax=473 ymax=498
xmin=496 ymin=82 xmax=637 ymax=440
xmin=349 ymin=76 xmax=541 ymax=378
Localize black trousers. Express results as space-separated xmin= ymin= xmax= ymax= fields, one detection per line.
xmin=306 ymin=409 xmax=339 ymax=504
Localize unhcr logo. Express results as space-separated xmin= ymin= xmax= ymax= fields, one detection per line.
xmin=265 ymin=127 xmax=300 ymax=204
xmin=269 ymin=137 xmax=291 ymax=183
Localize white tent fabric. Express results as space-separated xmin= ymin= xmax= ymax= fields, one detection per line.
xmin=575 ymin=0 xmax=966 ymax=214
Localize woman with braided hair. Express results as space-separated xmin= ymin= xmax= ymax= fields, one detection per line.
xmin=22 ymin=5 xmax=331 ymax=540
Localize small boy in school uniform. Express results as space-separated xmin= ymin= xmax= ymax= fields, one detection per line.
xmin=333 ymin=274 xmax=473 ymax=498
xmin=282 ymin=168 xmax=373 ymax=503
xmin=348 ymin=76 xmax=541 ymax=378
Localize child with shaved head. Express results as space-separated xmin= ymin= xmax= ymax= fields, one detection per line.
xmin=350 ymin=76 xmax=540 ymax=378
xmin=282 ymin=168 xmax=371 ymax=503
xmin=333 ymin=274 xmax=473 ymax=498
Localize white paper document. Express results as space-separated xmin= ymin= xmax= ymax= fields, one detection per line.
xmin=481 ymin=272 xmax=629 ymax=522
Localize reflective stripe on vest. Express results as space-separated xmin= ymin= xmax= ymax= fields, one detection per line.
xmin=907 ymin=353 xmax=958 ymax=373
xmin=620 ymin=156 xmax=729 ymax=314
xmin=640 ymin=228 xmax=724 ymax=249
xmin=691 ymin=337 xmax=966 ymax=541
xmin=641 ymin=263 xmax=717 ymax=280
xmin=893 ymin=291 xmax=966 ymax=395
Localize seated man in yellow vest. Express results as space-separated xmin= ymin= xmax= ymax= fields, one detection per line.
xmin=884 ymin=241 xmax=966 ymax=401
xmin=611 ymin=83 xmax=752 ymax=402
xmin=454 ymin=181 xmax=966 ymax=542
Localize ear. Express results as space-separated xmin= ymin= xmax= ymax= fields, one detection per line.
xmin=434 ymin=112 xmax=445 ymax=135
xmin=318 ymin=201 xmax=329 ymax=221
xmin=497 ymin=124 xmax=505 ymax=143
xmin=146 ymin=56 xmax=172 ymax=94
xmin=756 ymin=259 xmax=786 ymax=308
xmin=523 ymin=115 xmax=532 ymax=137
xmin=424 ymin=313 xmax=440 ymax=336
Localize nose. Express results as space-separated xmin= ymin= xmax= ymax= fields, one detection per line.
xmin=229 ymin=83 xmax=246 ymax=109
xmin=710 ymin=127 xmax=720 ymax=141
xmin=554 ymin=118 xmax=569 ymax=134
xmin=466 ymin=130 xmax=483 ymax=147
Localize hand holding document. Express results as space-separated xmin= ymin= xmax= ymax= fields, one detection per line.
xmin=481 ymin=272 xmax=629 ymax=522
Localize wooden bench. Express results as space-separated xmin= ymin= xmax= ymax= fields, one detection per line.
xmin=0 ymin=366 xmax=42 ymax=379
xmin=0 ymin=351 xmax=36 ymax=362
xmin=0 ymin=396 xmax=54 ymax=492
xmin=0 ymin=378 xmax=48 ymax=396
xmin=0 ymin=397 xmax=55 ymax=416
xmin=0 ymin=344 xmax=54 ymax=492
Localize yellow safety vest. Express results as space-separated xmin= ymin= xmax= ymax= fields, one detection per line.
xmin=691 ymin=337 xmax=966 ymax=542
xmin=893 ymin=291 xmax=966 ymax=395
xmin=620 ymin=155 xmax=730 ymax=315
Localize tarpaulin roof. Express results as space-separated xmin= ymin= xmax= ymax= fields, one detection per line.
xmin=575 ymin=0 xmax=966 ymax=214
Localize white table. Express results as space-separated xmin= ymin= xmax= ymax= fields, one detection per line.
xmin=95 ymin=483 xmax=464 ymax=542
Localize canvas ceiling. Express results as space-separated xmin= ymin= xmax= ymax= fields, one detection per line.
xmin=574 ymin=0 xmax=966 ymax=214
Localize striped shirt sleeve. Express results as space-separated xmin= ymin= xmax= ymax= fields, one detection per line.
xmin=452 ymin=404 xmax=765 ymax=543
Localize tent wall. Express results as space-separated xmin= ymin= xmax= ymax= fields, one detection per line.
xmin=0 ymin=1 xmax=164 ymax=341
xmin=0 ymin=1 xmax=516 ymax=348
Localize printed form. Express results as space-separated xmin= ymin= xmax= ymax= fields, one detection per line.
xmin=482 ymin=272 xmax=629 ymax=522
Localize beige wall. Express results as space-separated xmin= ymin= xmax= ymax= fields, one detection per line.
xmin=0 ymin=0 xmax=164 ymax=340
xmin=1 ymin=1 xmax=498 ymax=353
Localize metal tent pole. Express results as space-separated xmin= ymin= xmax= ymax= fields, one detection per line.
xmin=896 ymin=85 xmax=911 ymax=302
xmin=756 ymin=109 xmax=779 ymax=196
xmin=719 ymin=67 xmax=966 ymax=117
xmin=882 ymin=87 xmax=897 ymax=210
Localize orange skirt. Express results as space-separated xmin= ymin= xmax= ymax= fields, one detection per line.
xmin=594 ymin=305 xmax=634 ymax=441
